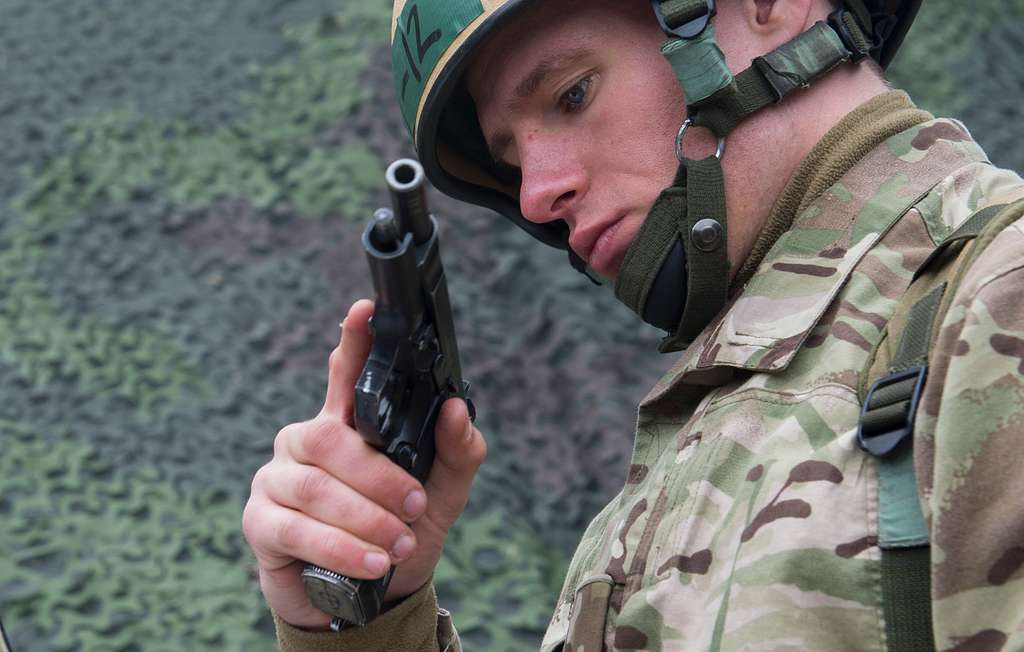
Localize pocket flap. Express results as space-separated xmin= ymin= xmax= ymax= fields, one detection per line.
xmin=566 ymin=574 xmax=614 ymax=651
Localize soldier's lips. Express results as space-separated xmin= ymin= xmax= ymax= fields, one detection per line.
xmin=589 ymin=215 xmax=628 ymax=277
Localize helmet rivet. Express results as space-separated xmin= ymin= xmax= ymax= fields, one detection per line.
xmin=691 ymin=219 xmax=724 ymax=252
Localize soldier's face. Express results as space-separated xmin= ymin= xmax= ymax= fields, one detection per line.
xmin=467 ymin=0 xmax=688 ymax=279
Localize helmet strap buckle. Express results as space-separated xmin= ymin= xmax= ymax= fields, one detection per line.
xmin=676 ymin=118 xmax=726 ymax=163
xmin=651 ymin=0 xmax=716 ymax=40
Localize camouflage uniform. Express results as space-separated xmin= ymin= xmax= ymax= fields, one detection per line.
xmin=275 ymin=91 xmax=1024 ymax=651
xmin=540 ymin=94 xmax=1024 ymax=651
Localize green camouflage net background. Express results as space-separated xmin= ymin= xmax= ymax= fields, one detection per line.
xmin=0 ymin=1 xmax=1021 ymax=650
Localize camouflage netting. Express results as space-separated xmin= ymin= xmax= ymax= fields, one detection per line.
xmin=0 ymin=1 xmax=1021 ymax=650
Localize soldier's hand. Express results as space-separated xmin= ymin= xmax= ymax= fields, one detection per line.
xmin=242 ymin=300 xmax=487 ymax=630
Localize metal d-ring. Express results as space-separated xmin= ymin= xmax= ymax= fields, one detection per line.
xmin=675 ymin=118 xmax=726 ymax=162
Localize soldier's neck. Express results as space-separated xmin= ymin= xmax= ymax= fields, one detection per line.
xmin=729 ymin=89 xmax=934 ymax=293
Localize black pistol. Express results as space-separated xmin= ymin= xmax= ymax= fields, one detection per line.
xmin=301 ymin=158 xmax=473 ymax=627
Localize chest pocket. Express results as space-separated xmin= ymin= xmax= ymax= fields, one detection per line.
xmin=563 ymin=574 xmax=615 ymax=651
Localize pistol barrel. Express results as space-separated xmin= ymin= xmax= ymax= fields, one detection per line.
xmin=385 ymin=158 xmax=433 ymax=245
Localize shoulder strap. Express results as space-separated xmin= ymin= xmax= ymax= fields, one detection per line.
xmin=858 ymin=201 xmax=1022 ymax=443
xmin=857 ymin=200 xmax=1023 ymax=651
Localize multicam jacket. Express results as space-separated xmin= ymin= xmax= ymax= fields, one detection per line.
xmin=275 ymin=97 xmax=1024 ymax=652
xmin=540 ymin=115 xmax=1024 ymax=651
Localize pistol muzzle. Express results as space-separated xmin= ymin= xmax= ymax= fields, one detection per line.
xmin=385 ymin=158 xmax=432 ymax=244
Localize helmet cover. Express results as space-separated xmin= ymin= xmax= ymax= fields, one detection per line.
xmin=391 ymin=0 xmax=922 ymax=251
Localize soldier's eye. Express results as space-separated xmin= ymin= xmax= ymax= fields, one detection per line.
xmin=559 ymin=76 xmax=592 ymax=113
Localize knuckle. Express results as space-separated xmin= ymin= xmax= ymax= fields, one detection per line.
xmin=241 ymin=503 xmax=284 ymax=559
xmin=273 ymin=514 xmax=303 ymax=552
xmin=299 ymin=417 xmax=343 ymax=462
xmin=327 ymin=345 xmax=344 ymax=372
xmin=274 ymin=421 xmax=304 ymax=458
xmin=295 ymin=466 xmax=331 ymax=506
xmin=250 ymin=463 xmax=271 ymax=494
xmin=240 ymin=500 xmax=261 ymax=543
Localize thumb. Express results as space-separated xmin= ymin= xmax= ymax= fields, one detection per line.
xmin=422 ymin=398 xmax=486 ymax=530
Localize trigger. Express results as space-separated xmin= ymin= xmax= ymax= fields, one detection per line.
xmin=461 ymin=380 xmax=477 ymax=422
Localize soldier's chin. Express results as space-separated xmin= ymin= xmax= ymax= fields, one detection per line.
xmin=589 ymin=253 xmax=625 ymax=284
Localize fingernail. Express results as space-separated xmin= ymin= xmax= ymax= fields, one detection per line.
xmin=391 ymin=534 xmax=415 ymax=560
xmin=403 ymin=490 xmax=426 ymax=520
xmin=364 ymin=551 xmax=390 ymax=576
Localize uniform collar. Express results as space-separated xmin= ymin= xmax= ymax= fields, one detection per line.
xmin=729 ymin=91 xmax=931 ymax=292
xmin=643 ymin=114 xmax=988 ymax=401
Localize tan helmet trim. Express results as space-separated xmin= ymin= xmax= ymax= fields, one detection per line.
xmin=437 ymin=140 xmax=519 ymax=198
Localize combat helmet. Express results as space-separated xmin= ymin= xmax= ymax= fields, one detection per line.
xmin=390 ymin=0 xmax=923 ymax=350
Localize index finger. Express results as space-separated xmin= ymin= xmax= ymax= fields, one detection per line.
xmin=322 ymin=299 xmax=374 ymax=421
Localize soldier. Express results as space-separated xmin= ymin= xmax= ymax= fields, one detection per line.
xmin=243 ymin=0 xmax=1024 ymax=650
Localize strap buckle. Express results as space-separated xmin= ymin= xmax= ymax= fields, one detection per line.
xmin=857 ymin=366 xmax=928 ymax=457
xmin=651 ymin=0 xmax=716 ymax=40
xmin=675 ymin=118 xmax=725 ymax=162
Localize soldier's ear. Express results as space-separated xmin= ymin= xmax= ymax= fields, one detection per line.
xmin=741 ymin=0 xmax=816 ymax=40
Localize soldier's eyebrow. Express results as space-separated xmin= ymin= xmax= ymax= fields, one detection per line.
xmin=509 ymin=48 xmax=594 ymax=111
xmin=485 ymin=47 xmax=595 ymax=166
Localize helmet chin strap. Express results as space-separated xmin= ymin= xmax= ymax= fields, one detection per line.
xmin=615 ymin=153 xmax=730 ymax=353
xmin=613 ymin=0 xmax=874 ymax=352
